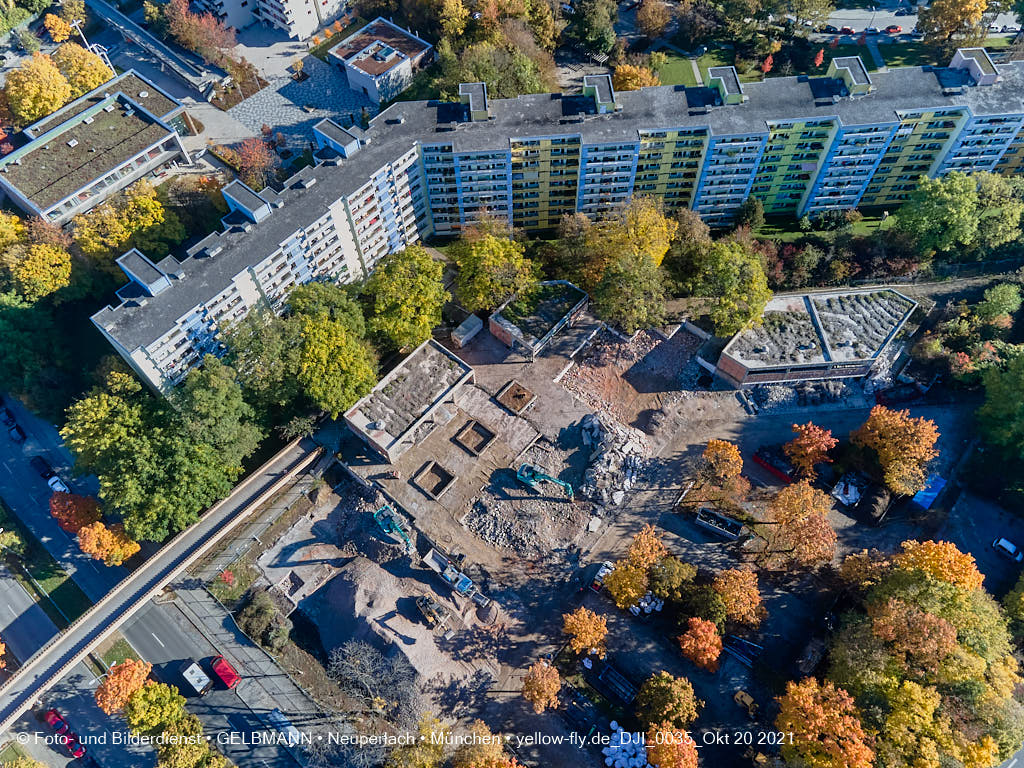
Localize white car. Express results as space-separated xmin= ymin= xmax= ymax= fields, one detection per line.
xmin=590 ymin=561 xmax=614 ymax=593
xmin=992 ymin=538 xmax=1024 ymax=562
xmin=47 ymin=476 xmax=69 ymax=494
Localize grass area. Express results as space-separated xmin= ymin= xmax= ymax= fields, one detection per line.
xmin=308 ymin=16 xmax=368 ymax=61
xmin=654 ymin=49 xmax=699 ymax=87
xmin=207 ymin=561 xmax=260 ymax=605
xmin=754 ymin=213 xmax=893 ymax=242
xmin=0 ymin=743 xmax=28 ymax=763
xmin=0 ymin=500 xmax=92 ymax=627
xmin=697 ymin=47 xmax=762 ymax=84
xmin=97 ymin=635 xmax=140 ymax=669
xmin=877 ymin=40 xmax=936 ymax=68
xmin=389 ymin=62 xmax=441 ymax=105
xmin=821 ymin=44 xmax=880 ymax=71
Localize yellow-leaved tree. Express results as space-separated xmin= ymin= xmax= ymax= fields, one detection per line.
xmin=53 ymin=43 xmax=113 ymax=98
xmin=6 ymin=53 xmax=72 ymax=126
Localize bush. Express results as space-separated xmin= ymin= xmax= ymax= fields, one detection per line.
xmin=236 ymin=590 xmax=292 ymax=653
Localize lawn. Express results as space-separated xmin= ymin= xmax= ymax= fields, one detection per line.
xmin=97 ymin=635 xmax=140 ymax=669
xmin=654 ymin=49 xmax=698 ymax=87
xmin=754 ymin=213 xmax=892 ymax=242
xmin=821 ymin=43 xmax=880 ymax=71
xmin=697 ymin=47 xmax=762 ymax=84
xmin=877 ymin=40 xmax=937 ymax=68
xmin=0 ymin=743 xmax=28 ymax=763
xmin=0 ymin=501 xmax=92 ymax=627
xmin=388 ymin=62 xmax=441 ymax=105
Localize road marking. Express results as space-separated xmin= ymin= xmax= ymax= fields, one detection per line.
xmin=1007 ymin=759 xmax=1017 ymax=768
xmin=6 ymin=604 xmax=15 ymax=618
xmin=151 ymin=632 xmax=165 ymax=648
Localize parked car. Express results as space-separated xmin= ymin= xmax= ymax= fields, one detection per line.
xmin=8 ymin=425 xmax=25 ymax=443
xmin=823 ymin=23 xmax=839 ymax=32
xmin=30 ymin=456 xmax=69 ymax=493
xmin=181 ymin=660 xmax=213 ymax=696
xmin=988 ymin=22 xmax=1002 ymax=31
xmin=0 ymin=407 xmax=14 ymax=427
xmin=895 ymin=7 xmax=912 ymax=14
xmin=884 ymin=24 xmax=902 ymax=33
xmin=43 ymin=709 xmax=85 ymax=758
xmin=993 ymin=538 xmax=1024 ymax=562
xmin=590 ymin=561 xmax=614 ymax=593
xmin=1003 ymin=25 xmax=1020 ymax=32
xmin=44 ymin=709 xmax=68 ymax=735
xmin=840 ymin=25 xmax=855 ymax=34
xmin=211 ymin=655 xmax=241 ymax=689
xmin=864 ymin=26 xmax=880 ymax=33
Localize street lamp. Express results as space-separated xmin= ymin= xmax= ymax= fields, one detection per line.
xmin=70 ymin=19 xmax=116 ymax=76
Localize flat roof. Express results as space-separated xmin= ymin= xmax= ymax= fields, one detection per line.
xmin=0 ymin=93 xmax=174 ymax=209
xmin=328 ymin=17 xmax=430 ymax=77
xmin=833 ymin=56 xmax=870 ymax=86
xmin=314 ymin=118 xmax=360 ymax=146
xmin=345 ymin=340 xmax=474 ymax=454
xmin=722 ymin=289 xmax=916 ymax=369
xmin=708 ymin=66 xmax=742 ymax=95
xmin=93 ymin=58 xmax=1021 ymax=352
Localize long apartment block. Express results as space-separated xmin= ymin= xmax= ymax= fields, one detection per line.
xmin=93 ymin=50 xmax=1024 ymax=392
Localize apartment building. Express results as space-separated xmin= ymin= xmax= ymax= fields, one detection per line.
xmin=94 ymin=50 xmax=1024 ymax=391
xmin=0 ymin=71 xmax=187 ymax=225
xmin=327 ymin=18 xmax=433 ymax=103
xmin=195 ymin=0 xmax=351 ymax=39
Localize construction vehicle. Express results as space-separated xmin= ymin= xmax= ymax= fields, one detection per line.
xmin=372 ymin=504 xmax=412 ymax=552
xmin=516 ymin=463 xmax=574 ymax=499
xmin=734 ymin=690 xmax=758 ymax=719
xmin=416 ymin=595 xmax=450 ymax=628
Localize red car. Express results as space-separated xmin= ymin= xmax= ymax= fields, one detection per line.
xmin=840 ymin=25 xmax=855 ymax=34
xmin=885 ymin=24 xmax=902 ymax=33
xmin=43 ymin=709 xmax=86 ymax=758
xmin=211 ymin=655 xmax=241 ymax=689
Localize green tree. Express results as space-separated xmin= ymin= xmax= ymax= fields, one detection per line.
xmin=287 ymin=281 xmax=366 ymax=337
xmin=976 ymin=283 xmax=1023 ymax=323
xmin=366 ymin=246 xmax=449 ymax=349
xmin=635 ymin=671 xmax=702 ymax=728
xmin=5 ymin=52 xmax=72 ymax=126
xmin=978 ymin=353 xmax=1024 ymax=461
xmin=592 ymin=254 xmax=666 ymax=334
xmin=734 ymin=197 xmax=765 ymax=231
xmin=125 ymin=682 xmax=187 ymax=737
xmin=896 ymin=171 xmax=980 ymax=256
xmin=224 ymin=309 xmax=305 ymax=418
xmin=976 ymin=173 xmax=1024 ymax=253
xmin=174 ymin=355 xmax=263 ymax=468
xmin=452 ymin=232 xmax=539 ymax=312
xmin=297 ymin=316 xmax=377 ymax=418
xmin=569 ymin=0 xmax=617 ymax=53
xmin=649 ymin=555 xmax=696 ymax=601
xmin=686 ymin=239 xmax=772 ymax=336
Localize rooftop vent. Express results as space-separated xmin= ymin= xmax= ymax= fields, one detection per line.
xmin=271 ymin=199 xmax=285 ymax=208
xmin=67 ymin=139 xmax=78 ymax=148
xmin=84 ymin=116 xmax=94 ymax=124
xmin=139 ymin=90 xmax=149 ymax=98
xmin=296 ymin=177 xmax=318 ymax=189
xmin=204 ymin=245 xmax=224 ymax=258
xmin=103 ymin=104 xmax=116 ymax=113
xmin=124 ymin=108 xmax=135 ymax=117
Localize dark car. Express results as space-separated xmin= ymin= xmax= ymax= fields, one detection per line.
xmin=823 ymin=24 xmax=839 ymax=32
xmin=895 ymin=7 xmax=912 ymax=14
xmin=0 ymin=407 xmax=14 ymax=427
xmin=8 ymin=425 xmax=25 ymax=443
xmin=30 ymin=455 xmax=54 ymax=479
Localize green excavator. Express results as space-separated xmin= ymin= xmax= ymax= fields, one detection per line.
xmin=372 ymin=504 xmax=413 ymax=552
xmin=516 ymin=463 xmax=574 ymax=499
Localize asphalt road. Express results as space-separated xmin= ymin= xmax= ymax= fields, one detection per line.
xmin=0 ymin=566 xmax=58 ymax=663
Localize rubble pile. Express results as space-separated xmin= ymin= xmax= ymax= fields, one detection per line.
xmin=580 ymin=413 xmax=650 ymax=507
xmin=603 ymin=724 xmax=652 ymax=767
xmin=751 ymin=380 xmax=850 ymax=412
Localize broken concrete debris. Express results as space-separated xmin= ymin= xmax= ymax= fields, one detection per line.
xmin=580 ymin=412 xmax=650 ymax=507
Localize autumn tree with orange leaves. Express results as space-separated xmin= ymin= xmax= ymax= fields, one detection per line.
xmin=562 ymin=607 xmax=608 ymax=657
xmin=237 ymin=137 xmax=279 ymax=190
xmin=775 ymin=678 xmax=874 ymax=768
xmin=677 ymin=617 xmax=721 ymax=672
xmin=521 ymin=661 xmax=560 ymax=713
xmin=49 ymin=492 xmax=101 ymax=534
xmin=712 ymin=568 xmax=763 ymax=627
xmin=627 ymin=524 xmax=667 ymax=569
xmin=868 ymin=598 xmax=957 ymax=673
xmin=700 ymin=439 xmax=743 ymax=485
xmin=893 ymin=539 xmax=984 ymax=590
xmin=0 ymin=638 xmax=6 ymax=670
xmin=451 ymin=720 xmax=523 ymax=768
xmin=851 ymin=405 xmax=939 ymax=495
xmin=78 ymin=521 xmax=140 ymax=566
xmin=761 ymin=480 xmax=837 ymax=568
xmin=784 ymin=422 xmax=837 ymax=480
xmin=95 ymin=659 xmax=152 ymax=714
xmin=646 ymin=723 xmax=699 ymax=768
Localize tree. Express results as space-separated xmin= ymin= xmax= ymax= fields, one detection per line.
xmin=893 ymin=539 xmax=984 ymax=591
xmin=1 ymin=757 xmax=46 ymax=768
xmin=645 ymin=723 xmax=698 ymax=768
xmin=434 ymin=39 xmax=551 ymax=101
xmin=95 ymin=659 xmax=153 ymax=714
xmin=521 ymin=661 xmax=560 ymax=713
xmin=677 ymin=617 xmax=721 ymax=672
xmin=979 ymin=353 xmax=1024 ymax=461
xmin=896 ymin=171 xmax=980 ymax=256
xmin=1003 ymin=571 xmax=1024 ymax=640
xmin=976 ymin=282 xmax=1022 ymax=323
xmin=73 ymin=180 xmax=173 ymax=260
xmin=439 ymin=0 xmax=469 ymax=38
xmin=237 ymin=138 xmax=279 ymax=190
xmin=975 ymin=172 xmax=1024 ymax=253
xmin=879 ymin=680 xmax=953 ymax=768
xmin=760 ymin=53 xmax=774 ymax=73
xmin=174 ymin=355 xmax=263 ymax=468
xmin=5 ymin=53 xmax=72 ymax=126
xmin=851 ymin=405 xmax=939 ymax=495
xmin=636 ymin=0 xmax=671 ymax=37
xmin=649 ymin=555 xmax=696 ymax=601
xmin=78 ymin=521 xmax=141 ymax=566
xmin=288 ymin=281 xmax=365 ymax=336
xmin=686 ymin=239 xmax=772 ymax=336
xmin=452 ymin=232 xmax=539 ymax=312
xmin=7 ymin=243 xmax=71 ymax=301
xmin=784 ymin=422 xmax=837 ymax=480
xmin=562 ymin=607 xmax=608 ymax=657
xmin=0 ymin=213 xmax=25 ymax=251
xmin=712 ymin=568 xmax=762 ymax=626
xmin=592 ymin=254 xmax=666 ymax=334
xmin=612 ymin=63 xmax=660 ymax=90
xmin=366 ymin=246 xmax=449 ymax=349
xmin=451 ymin=720 xmax=511 ymax=768
xmin=700 ymin=439 xmax=743 ymax=486
xmin=762 ymin=480 xmax=837 ymax=568
xmin=775 ymin=678 xmax=874 ymax=768
xmin=164 ymin=0 xmax=236 ymax=64
xmin=919 ymin=0 xmax=987 ymax=55
xmin=734 ymin=197 xmax=764 ymax=231
xmin=297 ymin=316 xmax=377 ymax=418
xmin=635 ymin=671 xmax=702 ymax=728
xmin=62 ymin=0 xmax=86 ymax=24
xmin=627 ymin=523 xmax=668 ymax=569
xmin=0 ymin=639 xmax=6 ymax=670
xmin=125 ymin=682 xmax=187 ymax=737
xmin=678 ymin=584 xmax=728 ymax=630
xmin=570 ymin=0 xmax=617 ymax=53
xmin=868 ymin=597 xmax=957 ymax=671
xmin=237 ymin=590 xmax=292 ymax=653
xmin=385 ymin=713 xmax=447 ymax=768
xmin=52 ymin=43 xmax=111 ymax=98
xmin=49 ymin=492 xmax=101 ymax=534
xmin=328 ymin=641 xmax=418 ymax=721
xmin=17 ymin=30 xmax=40 ymax=54
xmin=603 ymin=559 xmax=648 ymax=608
xmin=814 ymin=47 xmax=825 ymax=66
xmin=44 ymin=13 xmax=72 ymax=41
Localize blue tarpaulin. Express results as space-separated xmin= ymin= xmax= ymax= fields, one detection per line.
xmin=911 ymin=474 xmax=947 ymax=510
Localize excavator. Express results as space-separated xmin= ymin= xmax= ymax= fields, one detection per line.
xmin=372 ymin=504 xmax=413 ymax=552
xmin=516 ymin=463 xmax=574 ymax=499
